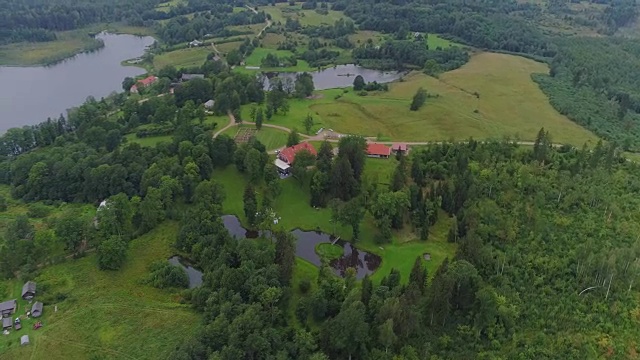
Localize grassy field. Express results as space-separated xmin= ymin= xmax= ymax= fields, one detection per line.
xmin=155 ymin=0 xmax=185 ymax=12
xmin=216 ymin=41 xmax=244 ymax=54
xmin=239 ymin=47 xmax=314 ymax=73
xmin=212 ymin=165 xmax=457 ymax=284
xmin=0 ymin=222 xmax=197 ymax=359
xmin=262 ymin=3 xmax=348 ymax=26
xmin=426 ymin=33 xmax=461 ymax=49
xmin=153 ymin=46 xmax=214 ymax=69
xmin=124 ymin=133 xmax=173 ymax=147
xmin=349 ymin=31 xmax=386 ymax=46
xmin=0 ymin=24 xmax=154 ymax=66
xmin=221 ymin=125 xmax=290 ymax=150
xmin=247 ymin=52 xmax=598 ymax=145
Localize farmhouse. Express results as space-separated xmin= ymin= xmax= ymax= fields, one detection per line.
xmin=189 ymin=39 xmax=203 ymax=47
xmin=0 ymin=299 xmax=16 ymax=317
xmin=31 ymin=302 xmax=43 ymax=318
xmin=366 ymin=143 xmax=391 ymax=158
xmin=22 ymin=281 xmax=36 ymax=300
xmin=130 ymin=75 xmax=158 ymax=94
xmin=181 ymin=73 xmax=205 ymax=82
xmin=2 ymin=317 xmax=12 ymax=330
xmin=278 ymin=142 xmax=317 ymax=164
xmin=274 ymin=158 xmax=291 ymax=176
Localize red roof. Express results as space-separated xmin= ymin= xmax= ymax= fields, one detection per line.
xmin=392 ymin=143 xmax=407 ymax=151
xmin=137 ymin=76 xmax=158 ymax=87
xmin=367 ymin=143 xmax=391 ymax=156
xmin=279 ymin=142 xmax=317 ymax=164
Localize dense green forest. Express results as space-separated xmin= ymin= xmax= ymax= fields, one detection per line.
xmin=534 ymin=36 xmax=640 ymax=150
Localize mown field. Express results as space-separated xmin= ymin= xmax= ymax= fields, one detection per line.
xmin=212 ymin=165 xmax=456 ymax=285
xmin=221 ymin=125 xmax=290 ymax=150
xmin=262 ymin=2 xmax=348 ymax=26
xmin=0 ymin=222 xmax=197 ymax=360
xmin=152 ymin=46 xmax=215 ymax=69
xmin=244 ymin=52 xmax=598 ymax=145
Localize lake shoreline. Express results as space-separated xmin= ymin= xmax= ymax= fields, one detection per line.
xmin=0 ymin=25 xmax=156 ymax=67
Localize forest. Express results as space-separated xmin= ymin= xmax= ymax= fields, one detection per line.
xmin=535 ymin=36 xmax=640 ymax=150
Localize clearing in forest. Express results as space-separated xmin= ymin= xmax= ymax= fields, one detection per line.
xmin=0 ymin=223 xmax=197 ymax=360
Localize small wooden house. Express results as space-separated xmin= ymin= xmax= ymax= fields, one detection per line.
xmin=0 ymin=299 xmax=16 ymax=317
xmin=22 ymin=281 xmax=36 ymax=300
xmin=31 ymin=302 xmax=43 ymax=318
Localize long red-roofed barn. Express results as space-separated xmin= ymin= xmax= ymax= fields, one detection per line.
xmin=278 ymin=142 xmax=317 ymax=164
xmin=366 ymin=143 xmax=391 ymax=158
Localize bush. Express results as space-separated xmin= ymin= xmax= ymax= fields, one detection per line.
xmin=97 ymin=236 xmax=128 ymax=270
xmin=146 ymin=261 xmax=189 ymax=289
xmin=27 ymin=203 xmax=51 ymax=218
xmin=299 ymin=279 xmax=311 ymax=294
xmin=0 ymin=195 xmax=6 ymax=212
xmin=357 ymin=90 xmax=368 ymax=96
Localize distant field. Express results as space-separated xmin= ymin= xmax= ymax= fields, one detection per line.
xmin=221 ymin=125 xmax=289 ymax=150
xmin=153 ymin=46 xmax=213 ymax=69
xmin=155 ymin=0 xmax=185 ymax=12
xmin=262 ymin=3 xmax=348 ymax=26
xmin=349 ymin=30 xmax=386 ymax=46
xmin=426 ymin=33 xmax=461 ymax=49
xmin=216 ymin=41 xmax=243 ymax=54
xmin=0 ymin=222 xmax=197 ymax=359
xmin=239 ymin=47 xmax=314 ymax=72
xmin=248 ymin=52 xmax=598 ymax=145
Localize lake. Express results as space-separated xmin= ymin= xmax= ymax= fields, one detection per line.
xmin=259 ymin=64 xmax=404 ymax=91
xmin=222 ymin=215 xmax=381 ymax=279
xmin=0 ymin=32 xmax=154 ymax=134
xmin=168 ymin=256 xmax=203 ymax=289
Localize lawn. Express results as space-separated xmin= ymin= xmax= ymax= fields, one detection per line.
xmin=153 ymin=46 xmax=214 ymax=69
xmin=0 ymin=222 xmax=198 ymax=359
xmin=221 ymin=125 xmax=290 ymax=150
xmin=124 ymin=133 xmax=173 ymax=147
xmin=216 ymin=41 xmax=243 ymax=54
xmin=248 ymin=52 xmax=598 ymax=145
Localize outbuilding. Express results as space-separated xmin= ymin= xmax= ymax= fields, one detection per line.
xmin=22 ymin=281 xmax=36 ymax=300
xmin=391 ymin=143 xmax=408 ymax=154
xmin=0 ymin=299 xmax=16 ymax=317
xmin=204 ymin=100 xmax=215 ymax=109
xmin=2 ymin=317 xmax=12 ymax=330
xmin=31 ymin=302 xmax=43 ymax=318
xmin=181 ymin=73 xmax=205 ymax=82
xmin=274 ymin=159 xmax=291 ymax=176
xmin=21 ymin=335 xmax=30 ymax=346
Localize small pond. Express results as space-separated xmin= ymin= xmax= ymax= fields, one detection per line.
xmin=168 ymin=256 xmax=203 ymax=289
xmin=259 ymin=64 xmax=404 ymax=91
xmin=222 ymin=214 xmax=381 ymax=279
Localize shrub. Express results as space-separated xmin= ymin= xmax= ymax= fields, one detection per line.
xmin=0 ymin=195 xmax=6 ymax=212
xmin=27 ymin=203 xmax=51 ymax=218
xmin=146 ymin=261 xmax=189 ymax=289
xmin=299 ymin=279 xmax=311 ymax=294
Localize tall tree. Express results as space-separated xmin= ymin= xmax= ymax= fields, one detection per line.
xmin=295 ymin=72 xmax=315 ymax=98
xmin=97 ymin=236 xmax=127 ymax=271
xmin=255 ymin=107 xmax=264 ymax=130
xmin=353 ymin=75 xmax=365 ymax=91
xmin=410 ymin=87 xmax=427 ymax=111
xmin=303 ymin=113 xmax=314 ymax=134
xmin=317 ymin=141 xmax=334 ymax=173
xmin=287 ymin=129 xmax=301 ymax=147
xmin=274 ymin=230 xmax=296 ymax=285
xmin=243 ymin=184 xmax=258 ymax=228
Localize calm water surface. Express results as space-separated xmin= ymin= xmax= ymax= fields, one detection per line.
xmin=168 ymin=256 xmax=203 ymax=289
xmin=222 ymin=214 xmax=381 ymax=279
xmin=0 ymin=33 xmax=154 ymax=134
xmin=260 ymin=64 xmax=404 ymax=91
